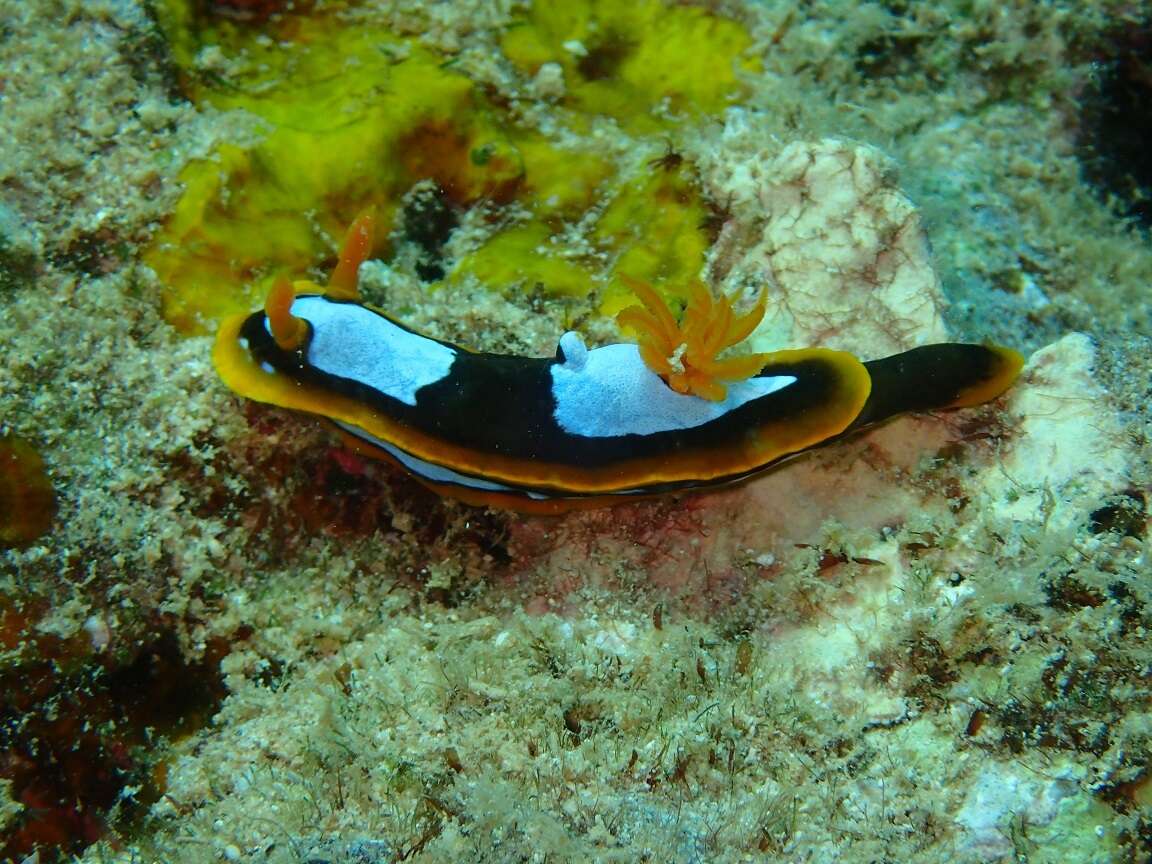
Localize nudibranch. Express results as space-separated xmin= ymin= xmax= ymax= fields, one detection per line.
xmin=213 ymin=214 xmax=1024 ymax=514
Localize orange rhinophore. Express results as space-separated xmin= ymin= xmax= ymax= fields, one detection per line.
xmin=327 ymin=208 xmax=376 ymax=301
xmin=264 ymin=278 xmax=306 ymax=351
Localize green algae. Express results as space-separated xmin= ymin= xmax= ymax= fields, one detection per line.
xmin=147 ymin=5 xmax=517 ymax=330
xmin=501 ymin=0 xmax=759 ymax=133
xmin=146 ymin=0 xmax=755 ymax=333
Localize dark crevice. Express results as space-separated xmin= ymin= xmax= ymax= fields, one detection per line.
xmin=1077 ymin=24 xmax=1152 ymax=228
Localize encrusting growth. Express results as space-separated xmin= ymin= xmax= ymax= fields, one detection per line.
xmin=616 ymin=274 xmax=769 ymax=402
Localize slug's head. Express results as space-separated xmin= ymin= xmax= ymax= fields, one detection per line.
xmin=260 ymin=209 xmax=377 ymax=352
xmin=616 ymin=275 xmax=770 ymax=402
xmin=213 ymin=209 xmax=379 ymax=404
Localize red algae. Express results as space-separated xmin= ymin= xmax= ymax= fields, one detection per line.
xmin=0 ymin=621 xmax=232 ymax=862
xmin=0 ymin=433 xmax=55 ymax=547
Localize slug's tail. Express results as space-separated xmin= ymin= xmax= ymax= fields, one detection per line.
xmin=850 ymin=343 xmax=1024 ymax=432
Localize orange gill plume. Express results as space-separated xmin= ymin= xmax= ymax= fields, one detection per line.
xmin=616 ymin=274 xmax=769 ymax=402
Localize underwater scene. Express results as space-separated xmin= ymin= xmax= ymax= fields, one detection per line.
xmin=1 ymin=1 xmax=1150 ymax=861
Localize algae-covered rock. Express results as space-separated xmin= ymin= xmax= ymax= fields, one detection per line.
xmin=0 ymin=202 xmax=40 ymax=292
